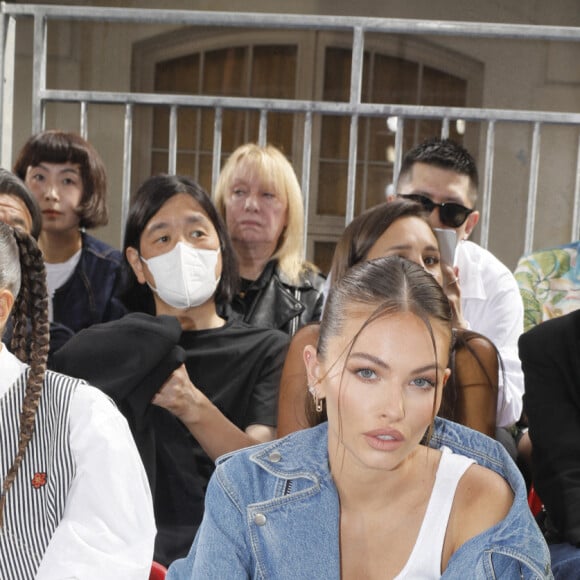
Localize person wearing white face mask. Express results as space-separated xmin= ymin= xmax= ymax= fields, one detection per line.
xmin=140 ymin=242 xmax=220 ymax=309
xmin=52 ymin=174 xmax=290 ymax=567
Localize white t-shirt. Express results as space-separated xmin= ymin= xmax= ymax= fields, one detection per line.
xmin=45 ymin=249 xmax=82 ymax=322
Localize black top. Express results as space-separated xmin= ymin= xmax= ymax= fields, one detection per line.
xmin=52 ymin=312 xmax=289 ymax=566
xmin=229 ymin=259 xmax=326 ymax=336
xmin=519 ymin=309 xmax=580 ymax=545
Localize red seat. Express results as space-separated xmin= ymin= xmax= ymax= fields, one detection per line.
xmin=528 ymin=485 xmax=543 ymax=517
xmin=150 ymin=561 xmax=168 ymax=580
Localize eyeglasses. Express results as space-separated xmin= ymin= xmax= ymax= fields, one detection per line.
xmin=397 ymin=193 xmax=474 ymax=228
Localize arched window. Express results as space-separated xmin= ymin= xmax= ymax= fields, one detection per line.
xmin=133 ymin=29 xmax=482 ymax=272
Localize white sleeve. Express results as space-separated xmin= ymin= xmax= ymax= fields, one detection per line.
xmin=470 ymin=271 xmax=525 ymax=427
xmin=457 ymin=244 xmax=525 ymax=427
xmin=36 ymin=384 xmax=156 ymax=580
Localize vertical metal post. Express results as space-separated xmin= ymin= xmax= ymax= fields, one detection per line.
xmin=393 ymin=116 xmax=405 ymax=188
xmin=479 ymin=120 xmax=495 ymax=249
xmin=524 ymin=122 xmax=541 ymax=255
xmin=211 ymin=107 xmax=223 ymax=195
xmin=0 ymin=12 xmax=15 ymax=169
xmin=0 ymin=5 xmax=5 ymax=157
xmin=120 ymin=103 xmax=133 ymax=246
xmin=441 ymin=118 xmax=450 ymax=139
xmin=32 ymin=13 xmax=47 ymax=134
xmin=346 ymin=26 xmax=364 ymax=225
xmin=571 ymin=131 xmax=580 ymax=242
xmin=168 ymin=105 xmax=178 ymax=174
xmin=301 ymin=110 xmax=313 ymax=254
xmin=79 ymin=101 xmax=88 ymax=139
xmin=258 ymin=109 xmax=267 ymax=146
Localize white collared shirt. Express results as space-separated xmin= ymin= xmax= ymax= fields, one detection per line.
xmin=0 ymin=343 xmax=156 ymax=579
xmin=456 ymin=240 xmax=525 ymax=427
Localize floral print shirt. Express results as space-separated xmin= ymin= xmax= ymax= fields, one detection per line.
xmin=515 ymin=241 xmax=580 ymax=332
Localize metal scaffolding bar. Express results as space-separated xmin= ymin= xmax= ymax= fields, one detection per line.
xmin=3 ymin=3 xmax=580 ymax=43
xmin=524 ymin=122 xmax=542 ymax=255
xmin=2 ymin=1 xmax=579 ymax=259
xmin=480 ymin=120 xmax=496 ymax=249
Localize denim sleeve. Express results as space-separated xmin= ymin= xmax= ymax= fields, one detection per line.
xmin=444 ymin=549 xmax=552 ymax=579
xmin=166 ymin=467 xmax=253 ymax=579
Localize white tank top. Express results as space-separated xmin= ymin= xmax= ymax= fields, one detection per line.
xmin=394 ymin=446 xmax=475 ymax=579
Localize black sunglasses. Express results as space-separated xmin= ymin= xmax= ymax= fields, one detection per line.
xmin=397 ymin=193 xmax=474 ymax=228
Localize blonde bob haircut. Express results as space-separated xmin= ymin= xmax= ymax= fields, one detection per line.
xmin=214 ymin=143 xmax=307 ymax=285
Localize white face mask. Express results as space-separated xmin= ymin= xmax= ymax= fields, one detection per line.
xmin=141 ymin=242 xmax=221 ymax=309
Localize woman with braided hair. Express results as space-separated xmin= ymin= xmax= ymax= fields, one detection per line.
xmin=0 ymin=222 xmax=156 ymax=579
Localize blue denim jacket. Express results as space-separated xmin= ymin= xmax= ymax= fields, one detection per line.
xmin=168 ymin=419 xmax=552 ymax=579
xmin=52 ymin=232 xmax=127 ymax=334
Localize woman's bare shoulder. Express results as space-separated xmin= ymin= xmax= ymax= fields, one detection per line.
xmin=450 ymin=462 xmax=513 ymax=547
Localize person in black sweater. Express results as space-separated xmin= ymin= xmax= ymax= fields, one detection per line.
xmin=54 ymin=174 xmax=289 ymax=566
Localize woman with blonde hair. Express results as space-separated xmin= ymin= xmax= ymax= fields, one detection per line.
xmin=214 ymin=143 xmax=325 ymax=335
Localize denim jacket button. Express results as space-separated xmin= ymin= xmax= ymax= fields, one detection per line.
xmin=268 ymin=451 xmax=282 ymax=463
xmin=253 ymin=513 xmax=267 ymax=526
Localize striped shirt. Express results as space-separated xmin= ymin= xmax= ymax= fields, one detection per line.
xmin=0 ymin=344 xmax=156 ymax=579
xmin=0 ymin=364 xmax=76 ymax=579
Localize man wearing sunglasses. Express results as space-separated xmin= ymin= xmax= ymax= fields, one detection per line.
xmin=393 ymin=138 xmax=525 ymax=452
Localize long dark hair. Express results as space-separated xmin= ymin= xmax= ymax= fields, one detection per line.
xmin=329 ymin=198 xmax=432 ymax=283
xmin=0 ymin=223 xmax=50 ymax=526
xmin=122 ymin=174 xmax=238 ymax=312
xmin=310 ymin=256 xmax=453 ymax=435
xmin=308 ymin=199 xmax=501 ymax=429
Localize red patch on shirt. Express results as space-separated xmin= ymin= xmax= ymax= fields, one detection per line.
xmin=31 ymin=472 xmax=47 ymax=489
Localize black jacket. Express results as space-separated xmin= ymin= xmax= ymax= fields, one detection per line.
xmin=230 ymin=260 xmax=326 ymax=336
xmin=51 ymin=312 xmax=289 ymax=566
xmin=519 ymin=309 xmax=580 ymax=545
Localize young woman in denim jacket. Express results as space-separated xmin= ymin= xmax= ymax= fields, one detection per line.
xmin=168 ymin=257 xmax=551 ymax=579
xmin=278 ymin=199 xmax=500 ymax=441
xmin=13 ymin=130 xmax=126 ymax=334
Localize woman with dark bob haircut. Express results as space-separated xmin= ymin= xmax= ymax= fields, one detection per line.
xmin=13 ymin=130 xmax=108 ymax=228
xmin=12 ymin=130 xmax=126 ymax=334
xmin=53 ymin=174 xmax=290 ymax=567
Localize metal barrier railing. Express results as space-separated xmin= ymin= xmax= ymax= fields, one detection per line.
xmin=1 ymin=2 xmax=580 ymax=256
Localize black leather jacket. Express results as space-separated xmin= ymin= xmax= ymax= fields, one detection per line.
xmin=230 ymin=260 xmax=326 ymax=336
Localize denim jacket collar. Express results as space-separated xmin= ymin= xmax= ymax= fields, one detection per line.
xmin=238 ymin=419 xmax=552 ymax=579
xmin=188 ymin=419 xmax=552 ymax=579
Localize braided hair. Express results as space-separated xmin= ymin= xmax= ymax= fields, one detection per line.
xmin=0 ymin=222 xmax=50 ymax=526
